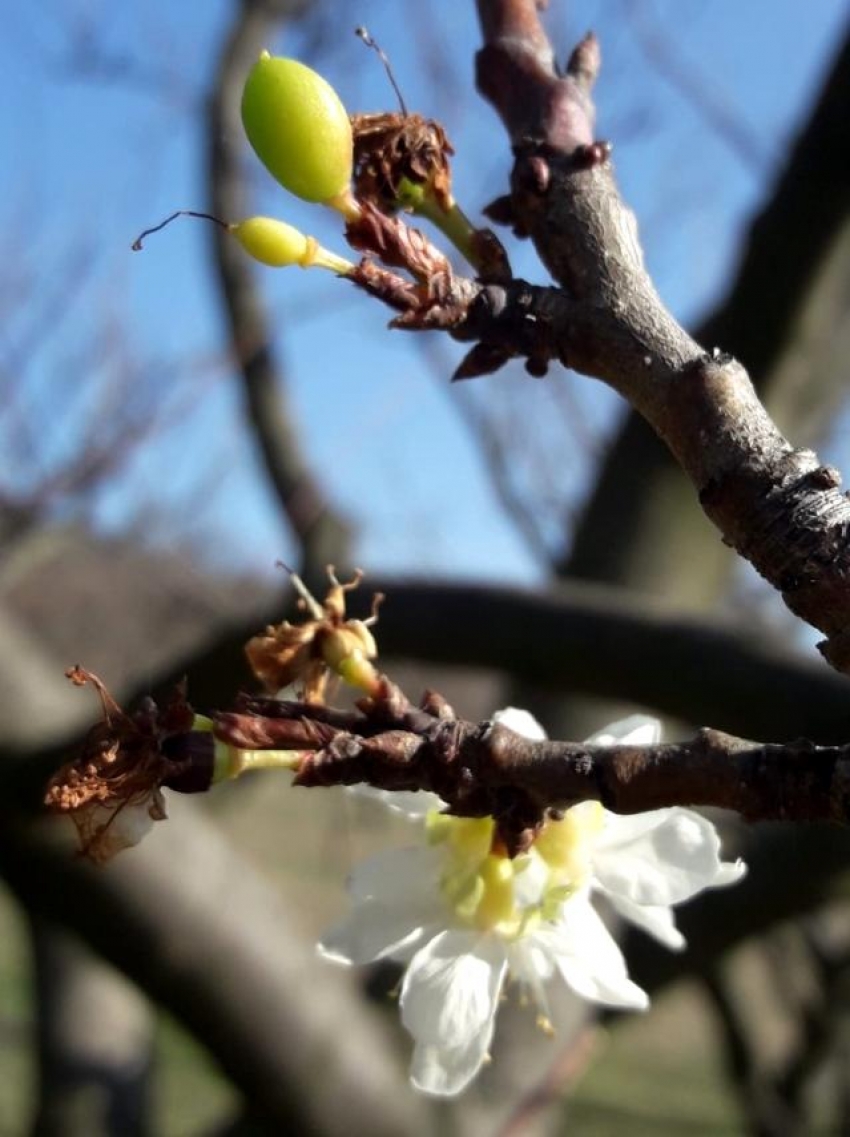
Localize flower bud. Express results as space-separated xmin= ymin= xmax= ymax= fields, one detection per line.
xmin=241 ymin=53 xmax=353 ymax=206
xmin=320 ymin=623 xmax=376 ymax=671
xmin=320 ymin=622 xmax=379 ymax=692
xmin=231 ymin=216 xmax=314 ymax=266
xmin=231 ymin=217 xmax=354 ymax=274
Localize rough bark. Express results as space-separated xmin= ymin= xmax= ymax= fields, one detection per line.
xmin=421 ymin=4 xmax=847 ymax=671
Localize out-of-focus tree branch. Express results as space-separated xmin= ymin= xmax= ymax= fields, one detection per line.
xmin=29 ymin=920 xmax=154 ymax=1137
xmin=207 ymin=0 xmax=351 ymax=577
xmin=114 ymin=576 xmax=850 ymax=744
xmin=0 ymin=803 xmax=431 ymax=1137
xmin=701 ymin=965 xmax=796 ymax=1137
xmin=625 ymin=2 xmax=773 ymax=176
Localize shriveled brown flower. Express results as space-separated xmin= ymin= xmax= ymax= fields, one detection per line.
xmin=45 ymin=668 xmax=197 ymax=863
xmin=245 ymin=566 xmax=384 ymax=703
xmin=352 ymin=112 xmax=455 ymax=214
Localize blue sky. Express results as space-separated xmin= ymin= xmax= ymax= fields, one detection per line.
xmin=1 ymin=1 xmax=847 ymax=585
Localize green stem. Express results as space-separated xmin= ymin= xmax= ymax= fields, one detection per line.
xmin=413 ymin=196 xmax=482 ymax=271
xmin=213 ymin=743 xmax=307 ymax=783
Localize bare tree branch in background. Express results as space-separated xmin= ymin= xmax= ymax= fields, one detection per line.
xmin=626 ymin=1 xmax=774 ymax=176
xmin=91 ymin=575 xmax=850 ymax=749
xmin=30 ymin=920 xmax=154 ymax=1137
xmin=0 ymin=802 xmax=431 ymax=1137
xmin=701 ymin=964 xmax=796 ymax=1137
xmin=0 ymin=220 xmax=243 ymax=1137
xmin=207 ymin=0 xmax=351 ymax=580
xmin=695 ymin=917 xmax=850 ymax=1137
xmin=3 ymin=4 xmax=355 ymax=1128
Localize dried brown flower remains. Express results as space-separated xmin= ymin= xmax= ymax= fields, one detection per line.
xmin=44 ymin=667 xmax=199 ymax=863
xmin=352 ymin=112 xmax=455 ymax=214
xmin=245 ymin=566 xmax=384 ymax=703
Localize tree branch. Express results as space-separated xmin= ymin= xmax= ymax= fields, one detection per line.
xmin=211 ymin=691 xmax=850 ymax=848
xmin=207 ymin=0 xmax=351 ymax=573
xmin=8 ymin=573 xmax=850 ymax=819
xmin=565 ymin=23 xmax=850 ymax=593
xmin=0 ymin=804 xmax=428 ymax=1137
xmin=442 ymin=3 xmax=850 ymax=671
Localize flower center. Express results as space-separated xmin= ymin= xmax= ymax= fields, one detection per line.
xmin=427 ymin=802 xmax=606 ymax=937
xmin=533 ymin=801 xmax=605 ymax=887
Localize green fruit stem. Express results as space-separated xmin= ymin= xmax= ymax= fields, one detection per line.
xmin=325 ymin=188 xmax=363 ymax=222
xmin=407 ymin=188 xmax=482 ymax=271
xmin=213 ymin=743 xmax=307 ymax=783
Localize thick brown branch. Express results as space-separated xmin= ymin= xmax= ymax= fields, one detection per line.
xmin=465 ymin=3 xmax=850 ymax=670
xmin=213 ymin=697 xmax=850 ymax=845
xmin=8 ymin=573 xmax=850 ymax=816
xmin=565 ymin=25 xmax=850 ymax=595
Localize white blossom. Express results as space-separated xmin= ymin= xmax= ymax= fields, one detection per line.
xmin=320 ymin=710 xmax=745 ymax=1097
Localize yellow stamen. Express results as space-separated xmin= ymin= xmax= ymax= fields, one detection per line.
xmin=536 ymin=1014 xmax=555 ymax=1038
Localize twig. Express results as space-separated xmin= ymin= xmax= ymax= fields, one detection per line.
xmin=563 ymin=25 xmax=850 ymax=592
xmin=211 ymin=687 xmax=850 ymax=844
xmin=494 ymin=1024 xmax=599 ymax=1137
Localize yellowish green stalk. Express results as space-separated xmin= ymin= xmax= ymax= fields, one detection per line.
xmin=414 ymin=195 xmax=480 ymax=269
xmin=325 ymin=188 xmax=363 ymax=222
xmin=212 ymin=742 xmax=307 ymax=784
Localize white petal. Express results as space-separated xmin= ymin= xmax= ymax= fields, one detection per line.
xmin=511 ymin=850 xmax=551 ymax=909
xmin=346 ymin=784 xmax=444 ymax=818
xmin=401 ymin=930 xmax=506 ymax=1042
xmin=585 ymin=715 xmax=661 ymax=747
xmin=507 ymin=938 xmax=557 ymax=985
xmin=506 ymin=939 xmax=556 ymax=1022
xmin=714 ymin=859 xmax=748 ymax=886
xmin=542 ymin=896 xmax=649 ymax=1010
xmin=409 ymin=1032 xmax=495 ymax=1099
xmin=602 ymin=890 xmax=685 ymax=951
xmin=593 ymin=808 xmax=738 ymax=906
xmin=319 ymin=902 xmax=436 ymax=965
xmin=401 ymin=931 xmax=506 ymax=1096
xmin=347 ymin=846 xmax=442 ymax=904
xmin=493 ymin=707 xmax=547 ymax=741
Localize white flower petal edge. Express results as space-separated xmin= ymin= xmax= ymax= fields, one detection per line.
xmin=585 ymin=714 xmax=661 ymax=747
xmin=319 ymin=846 xmax=443 ymax=964
xmin=493 ymin=706 xmax=548 ymax=740
xmin=319 ymin=902 xmax=436 ymax=966
xmin=346 ymin=846 xmax=443 ymax=904
xmin=346 ymin=783 xmax=443 ymax=819
xmin=602 ymin=891 xmax=685 ymax=951
xmin=402 ymin=931 xmax=507 ymax=1097
xmin=538 ymin=896 xmax=649 ymax=1009
xmin=593 ymin=808 xmax=746 ymax=907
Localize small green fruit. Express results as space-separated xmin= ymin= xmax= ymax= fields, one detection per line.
xmin=231 ymin=216 xmax=354 ymax=274
xmin=231 ymin=216 xmax=312 ymax=266
xmin=241 ymin=53 xmax=353 ymax=205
